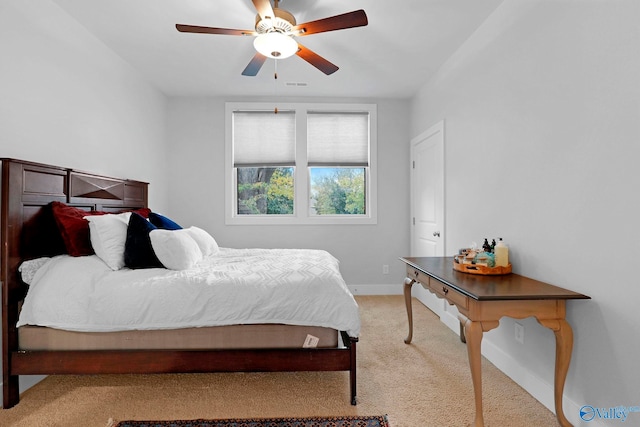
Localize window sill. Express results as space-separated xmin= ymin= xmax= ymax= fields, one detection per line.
xmin=225 ymin=214 xmax=377 ymax=226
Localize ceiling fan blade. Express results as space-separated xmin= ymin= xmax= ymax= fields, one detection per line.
xmin=176 ymin=24 xmax=255 ymax=36
xmin=252 ymin=0 xmax=276 ymax=21
xmin=241 ymin=53 xmax=268 ymax=76
xmin=296 ymin=44 xmax=339 ymax=75
xmin=293 ymin=10 xmax=368 ymax=36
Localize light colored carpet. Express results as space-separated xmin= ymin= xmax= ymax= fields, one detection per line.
xmin=0 ymin=296 xmax=558 ymax=426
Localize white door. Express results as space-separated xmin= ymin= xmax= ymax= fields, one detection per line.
xmin=410 ymin=121 xmax=450 ymax=322
xmin=411 ymin=121 xmax=445 ymax=257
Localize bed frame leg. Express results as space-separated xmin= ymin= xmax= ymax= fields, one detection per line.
xmin=348 ymin=335 xmax=358 ymax=405
xmin=3 ymin=374 xmax=20 ymax=409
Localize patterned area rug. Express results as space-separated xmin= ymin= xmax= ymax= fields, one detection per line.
xmin=114 ymin=415 xmax=390 ymax=427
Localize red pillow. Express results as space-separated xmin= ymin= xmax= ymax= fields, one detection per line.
xmin=51 ymin=202 xmax=106 ymax=256
xmin=130 ymin=207 xmax=151 ymax=219
xmin=50 ymin=203 xmax=152 ymax=257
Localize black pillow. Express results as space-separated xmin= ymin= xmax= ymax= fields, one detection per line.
xmin=124 ymin=212 xmax=163 ymax=269
xmin=21 ymin=202 xmax=68 ymax=259
xmin=148 ymin=212 xmax=182 ymax=230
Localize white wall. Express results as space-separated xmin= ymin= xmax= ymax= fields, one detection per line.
xmin=0 ymin=0 xmax=169 ymax=396
xmin=166 ymin=96 xmax=410 ymax=290
xmin=410 ymin=0 xmax=640 ymax=425
xmin=0 ymin=1 xmax=169 ymax=209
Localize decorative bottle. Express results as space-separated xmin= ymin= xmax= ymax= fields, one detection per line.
xmin=482 ymin=238 xmax=491 ymax=253
xmin=495 ymin=238 xmax=509 ymax=267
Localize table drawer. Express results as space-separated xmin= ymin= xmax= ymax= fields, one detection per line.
xmin=429 ymin=281 xmax=469 ymax=310
xmin=407 ymin=267 xmax=468 ymax=309
xmin=409 ymin=268 xmax=430 ymax=287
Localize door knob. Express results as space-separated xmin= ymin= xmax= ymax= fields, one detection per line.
xmin=433 ymin=231 xmax=441 ymax=237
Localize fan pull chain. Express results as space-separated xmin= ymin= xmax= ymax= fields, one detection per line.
xmin=274 ymin=59 xmax=279 ymax=114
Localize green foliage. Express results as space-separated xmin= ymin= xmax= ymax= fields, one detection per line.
xmin=237 ymin=167 xmax=365 ymax=216
xmin=266 ymin=168 xmax=294 ymax=214
xmin=312 ymin=168 xmax=365 ymax=215
xmin=237 ymin=167 xmax=293 ymax=215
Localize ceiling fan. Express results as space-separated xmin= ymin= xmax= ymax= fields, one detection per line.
xmin=176 ymin=0 xmax=368 ymax=76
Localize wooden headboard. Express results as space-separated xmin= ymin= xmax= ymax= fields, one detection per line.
xmin=1 ymin=158 xmax=148 ymax=393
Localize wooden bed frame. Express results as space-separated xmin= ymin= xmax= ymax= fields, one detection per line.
xmin=1 ymin=158 xmax=358 ymax=409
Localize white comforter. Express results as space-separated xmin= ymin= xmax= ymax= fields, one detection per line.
xmin=17 ymin=248 xmax=360 ymax=337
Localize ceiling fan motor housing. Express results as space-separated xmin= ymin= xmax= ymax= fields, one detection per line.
xmin=176 ymin=1 xmax=368 ymax=76
xmin=255 ymin=8 xmax=296 ymax=34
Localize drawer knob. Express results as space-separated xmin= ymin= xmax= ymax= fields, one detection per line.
xmin=414 ymin=270 xmax=419 ymax=277
xmin=442 ymin=286 xmax=449 ymax=294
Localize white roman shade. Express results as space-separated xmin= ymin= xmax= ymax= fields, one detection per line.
xmin=307 ymin=112 xmax=369 ymax=166
xmin=233 ymin=110 xmax=295 ymax=167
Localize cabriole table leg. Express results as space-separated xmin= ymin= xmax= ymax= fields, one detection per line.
xmin=537 ymin=317 xmax=575 ymax=427
xmin=403 ymin=277 xmax=416 ymax=344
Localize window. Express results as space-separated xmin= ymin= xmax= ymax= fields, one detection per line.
xmin=232 ymin=111 xmax=295 ymax=215
xmin=226 ymin=102 xmax=377 ymax=225
xmin=307 ymin=112 xmax=369 ymax=217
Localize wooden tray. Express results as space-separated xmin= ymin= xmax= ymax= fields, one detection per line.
xmin=453 ymin=262 xmax=512 ymax=275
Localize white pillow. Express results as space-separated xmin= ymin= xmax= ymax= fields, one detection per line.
xmin=19 ymin=257 xmax=51 ymax=285
xmin=85 ymin=212 xmax=131 ymax=270
xmin=184 ymin=226 xmax=219 ymax=256
xmin=149 ymin=229 xmax=203 ymax=270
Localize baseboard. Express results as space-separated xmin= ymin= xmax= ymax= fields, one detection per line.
xmin=348 ymin=284 xmax=402 ymax=295
xmin=439 ymin=307 xmax=460 ymax=334
xmin=480 ymin=338 xmax=590 ymax=426
xmin=412 ymin=292 xmax=593 ymax=427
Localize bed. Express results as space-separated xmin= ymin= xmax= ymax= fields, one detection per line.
xmin=1 ymin=158 xmax=359 ymax=408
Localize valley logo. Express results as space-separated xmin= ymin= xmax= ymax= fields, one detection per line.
xmin=580 ymin=404 xmax=640 ymax=422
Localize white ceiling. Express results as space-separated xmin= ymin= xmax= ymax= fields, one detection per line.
xmin=51 ymin=0 xmax=504 ymax=99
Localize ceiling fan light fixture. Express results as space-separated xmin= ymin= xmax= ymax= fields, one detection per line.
xmin=253 ymin=32 xmax=298 ymax=59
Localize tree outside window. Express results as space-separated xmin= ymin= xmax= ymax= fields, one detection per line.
xmin=237 ymin=167 xmax=294 ymax=215
xmin=310 ymin=167 xmax=365 ymax=215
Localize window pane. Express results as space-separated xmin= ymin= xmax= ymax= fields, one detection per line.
xmin=309 ymin=167 xmax=366 ymax=215
xmin=237 ymin=167 xmax=294 ymax=215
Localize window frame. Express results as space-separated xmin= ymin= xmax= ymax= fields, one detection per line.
xmin=225 ymin=102 xmax=377 ymax=225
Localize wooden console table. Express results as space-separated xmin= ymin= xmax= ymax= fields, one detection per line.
xmin=400 ymin=257 xmax=590 ymax=427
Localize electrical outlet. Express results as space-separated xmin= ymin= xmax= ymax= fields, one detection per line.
xmin=514 ymin=322 xmax=525 ymax=344
xmin=382 ymin=264 xmax=389 ymax=274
